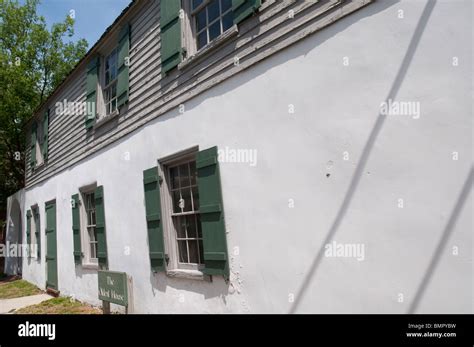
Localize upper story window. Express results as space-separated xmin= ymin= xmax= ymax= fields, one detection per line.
xmin=84 ymin=23 xmax=130 ymax=129
xmin=191 ymin=0 xmax=233 ymax=51
xmin=103 ymin=48 xmax=118 ymax=117
xmin=35 ymin=121 xmax=44 ymax=166
xmin=162 ymin=0 xmax=264 ymax=73
xmin=30 ymin=112 xmax=48 ymax=169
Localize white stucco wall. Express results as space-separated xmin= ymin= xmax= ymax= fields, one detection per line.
xmin=20 ymin=0 xmax=472 ymax=313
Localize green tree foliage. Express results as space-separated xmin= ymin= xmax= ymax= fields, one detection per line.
xmin=0 ymin=0 xmax=87 ymax=223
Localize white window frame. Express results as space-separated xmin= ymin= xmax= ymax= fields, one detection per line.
xmin=95 ymin=43 xmax=119 ymax=124
xmin=181 ymin=0 xmax=237 ymax=61
xmin=79 ymin=184 xmax=99 ymax=267
xmin=34 ymin=120 xmax=44 ymax=167
xmin=158 ymin=147 xmax=205 ymax=276
xmin=103 ymin=47 xmax=119 ymax=117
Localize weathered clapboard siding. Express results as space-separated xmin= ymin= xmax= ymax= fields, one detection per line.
xmin=47 ymin=1 xmax=158 ymax=166
xmin=25 ymin=0 xmax=158 ymax=185
xmin=25 ymin=0 xmax=372 ymax=187
xmin=48 ymin=77 xmax=86 ymax=152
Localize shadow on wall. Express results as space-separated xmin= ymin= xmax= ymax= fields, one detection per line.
xmin=408 ymin=167 xmax=473 ymax=313
xmin=74 ymin=265 xmax=100 ymax=279
xmin=4 ymin=197 xmax=22 ymax=276
xmin=149 ymin=272 xmax=230 ymax=305
xmin=288 ymin=0 xmax=447 ymax=313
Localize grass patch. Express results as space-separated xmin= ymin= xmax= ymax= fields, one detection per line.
xmin=0 ymin=279 xmax=42 ymax=299
xmin=15 ymin=297 xmax=102 ymax=314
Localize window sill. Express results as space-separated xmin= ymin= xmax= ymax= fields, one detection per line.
xmin=32 ymin=160 xmax=46 ymax=172
xmin=81 ymin=263 xmax=99 ymax=270
xmin=166 ymin=269 xmax=210 ymax=281
xmin=93 ymin=109 xmax=119 ymax=129
xmin=178 ymin=24 xmax=239 ymax=71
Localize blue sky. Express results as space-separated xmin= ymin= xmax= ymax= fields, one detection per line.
xmin=36 ymin=0 xmax=132 ymax=49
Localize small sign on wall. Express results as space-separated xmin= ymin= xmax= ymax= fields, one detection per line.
xmin=98 ymin=270 xmax=128 ymax=307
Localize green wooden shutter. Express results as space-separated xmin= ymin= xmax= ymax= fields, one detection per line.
xmin=42 ymin=109 xmax=49 ymax=161
xmin=95 ymin=186 xmax=108 ymax=268
xmin=45 ymin=201 xmax=58 ymax=290
xmin=233 ymin=0 xmax=261 ymax=24
xmin=71 ymin=194 xmax=82 ymax=264
xmin=196 ymin=146 xmax=229 ymax=279
xmin=117 ymin=24 xmax=130 ymax=107
xmin=143 ymin=167 xmax=166 ymax=272
xmin=160 ymin=0 xmax=182 ymax=75
xmin=26 ymin=210 xmax=32 ymax=257
xmin=30 ymin=123 xmax=37 ymax=168
xmin=34 ymin=209 xmax=41 ymax=259
xmin=85 ymin=56 xmax=100 ymax=129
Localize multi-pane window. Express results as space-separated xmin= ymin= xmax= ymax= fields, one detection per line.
xmin=29 ymin=206 xmax=40 ymax=259
xmin=168 ymin=160 xmax=203 ymax=266
xmin=33 ymin=207 xmax=40 ymax=259
xmin=104 ymin=48 xmax=118 ymax=116
xmin=84 ymin=192 xmax=98 ymax=260
xmin=35 ymin=121 xmax=44 ymax=166
xmin=192 ymin=0 xmax=233 ymax=51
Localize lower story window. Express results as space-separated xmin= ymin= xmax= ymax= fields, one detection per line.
xmin=145 ymin=146 xmax=229 ymax=278
xmin=31 ymin=206 xmax=40 ymax=259
xmin=169 ymin=160 xmax=203 ymax=267
xmin=31 ymin=206 xmax=41 ymax=260
xmin=82 ymin=191 xmax=98 ymax=263
xmin=161 ymin=151 xmax=204 ymax=271
xmin=173 ymin=210 xmax=203 ymax=265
